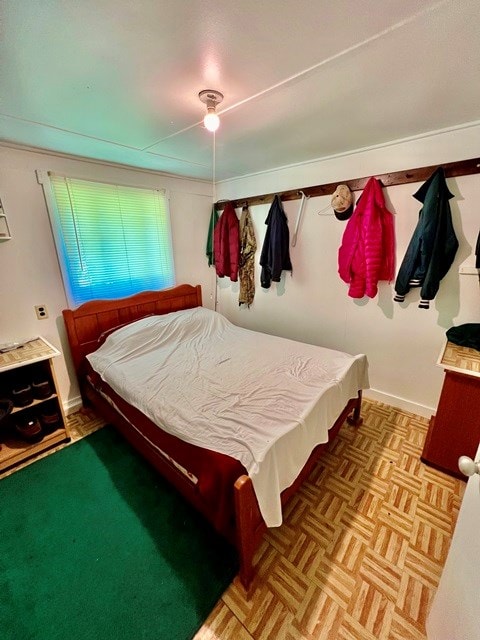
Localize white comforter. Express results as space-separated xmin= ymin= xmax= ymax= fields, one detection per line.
xmin=87 ymin=307 xmax=369 ymax=526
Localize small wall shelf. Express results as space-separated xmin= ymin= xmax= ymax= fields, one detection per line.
xmin=459 ymin=265 xmax=479 ymax=275
xmin=0 ymin=198 xmax=11 ymax=240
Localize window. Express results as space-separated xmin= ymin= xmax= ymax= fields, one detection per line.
xmin=42 ymin=173 xmax=175 ymax=307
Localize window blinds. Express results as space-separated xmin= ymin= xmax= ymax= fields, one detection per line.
xmin=48 ymin=174 xmax=175 ymax=306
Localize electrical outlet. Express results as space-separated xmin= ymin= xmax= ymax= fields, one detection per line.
xmin=35 ymin=305 xmax=48 ymax=320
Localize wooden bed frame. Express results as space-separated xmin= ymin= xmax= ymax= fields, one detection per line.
xmin=62 ymin=283 xmax=362 ymax=589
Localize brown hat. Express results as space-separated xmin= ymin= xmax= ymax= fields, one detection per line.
xmin=331 ymin=184 xmax=354 ymax=220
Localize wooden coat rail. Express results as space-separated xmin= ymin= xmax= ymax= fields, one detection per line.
xmin=215 ymin=157 xmax=480 ymax=211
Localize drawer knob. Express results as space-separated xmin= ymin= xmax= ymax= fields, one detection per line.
xmin=458 ymin=456 xmax=480 ymax=477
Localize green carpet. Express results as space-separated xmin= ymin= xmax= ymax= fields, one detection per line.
xmin=0 ymin=426 xmax=237 ymax=640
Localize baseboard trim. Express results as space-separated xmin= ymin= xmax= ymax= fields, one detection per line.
xmin=363 ymin=389 xmax=435 ymax=419
xmin=63 ymin=396 xmax=83 ymax=416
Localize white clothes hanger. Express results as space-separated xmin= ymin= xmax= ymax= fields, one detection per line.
xmin=291 ymin=191 xmax=309 ymax=247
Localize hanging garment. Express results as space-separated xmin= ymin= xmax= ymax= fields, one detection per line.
xmin=475 ymin=228 xmax=480 ymax=269
xmin=394 ymin=167 xmax=458 ymax=309
xmin=238 ymin=205 xmax=257 ymax=307
xmin=214 ymin=202 xmax=240 ymax=281
xmin=260 ymin=195 xmax=292 ymax=289
xmin=338 ymin=177 xmax=395 ymax=299
xmin=205 ymin=205 xmax=219 ymax=266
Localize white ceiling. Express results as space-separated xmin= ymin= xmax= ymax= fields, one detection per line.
xmin=1 ymin=0 xmax=479 ymax=182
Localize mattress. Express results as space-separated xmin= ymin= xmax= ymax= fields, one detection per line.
xmin=87 ymin=307 xmax=369 ymax=526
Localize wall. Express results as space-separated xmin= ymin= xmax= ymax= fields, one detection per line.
xmin=0 ymin=145 xmax=215 ymax=412
xmin=215 ymin=124 xmax=480 ymax=417
xmin=1 ymin=125 xmax=478 ymax=419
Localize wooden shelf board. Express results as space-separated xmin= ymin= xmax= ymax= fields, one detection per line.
xmin=10 ymin=393 xmax=58 ymax=414
xmin=437 ymin=341 xmax=480 ymax=378
xmin=0 ymin=428 xmax=70 ymax=473
xmin=0 ymin=337 xmax=60 ymax=372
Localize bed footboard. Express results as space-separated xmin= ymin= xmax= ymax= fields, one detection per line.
xmin=234 ymin=393 xmax=362 ymax=589
xmin=234 ymin=475 xmax=263 ymax=589
xmin=347 ymin=390 xmax=363 ymax=426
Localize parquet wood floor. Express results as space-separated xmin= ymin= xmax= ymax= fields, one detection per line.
xmin=3 ymin=400 xmax=464 ymax=638
xmin=193 ymin=399 xmax=465 ymax=640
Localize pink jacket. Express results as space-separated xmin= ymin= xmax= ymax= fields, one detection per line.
xmin=338 ymin=177 xmax=395 ymax=299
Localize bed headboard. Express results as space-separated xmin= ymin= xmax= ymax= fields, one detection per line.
xmin=62 ymin=284 xmax=202 ymax=375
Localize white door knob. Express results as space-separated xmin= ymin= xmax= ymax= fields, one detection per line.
xmin=458 ymin=456 xmax=480 ymax=477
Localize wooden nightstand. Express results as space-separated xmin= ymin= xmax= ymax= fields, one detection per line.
xmin=0 ymin=337 xmax=70 ymax=474
xmin=421 ymin=341 xmax=480 ymax=479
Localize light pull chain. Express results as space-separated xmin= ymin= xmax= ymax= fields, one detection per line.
xmin=212 ymin=130 xmax=218 ymax=310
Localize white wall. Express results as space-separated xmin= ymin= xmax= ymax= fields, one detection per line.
xmin=1 ymin=126 xmax=478 ymax=419
xmin=215 ymin=124 xmax=480 ymax=417
xmin=0 ymin=145 xmax=215 ymax=412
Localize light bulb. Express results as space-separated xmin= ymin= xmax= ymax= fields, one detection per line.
xmin=204 ymin=110 xmax=220 ymax=132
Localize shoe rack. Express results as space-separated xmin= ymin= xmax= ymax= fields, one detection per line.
xmin=0 ymin=337 xmax=70 ymax=475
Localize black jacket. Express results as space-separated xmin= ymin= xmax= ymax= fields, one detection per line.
xmin=260 ymin=195 xmax=292 ymax=288
xmin=394 ymin=168 xmax=458 ymax=308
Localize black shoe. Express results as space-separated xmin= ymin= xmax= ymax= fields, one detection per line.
xmin=12 ymin=384 xmax=33 ymax=407
xmin=15 ymin=417 xmax=43 ymax=442
xmin=32 ymin=379 xmax=52 ymax=400
xmin=40 ymin=409 xmax=61 ymax=433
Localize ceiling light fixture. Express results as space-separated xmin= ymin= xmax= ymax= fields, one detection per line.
xmin=199 ymin=89 xmax=224 ymax=132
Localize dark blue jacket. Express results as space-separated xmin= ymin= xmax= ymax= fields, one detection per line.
xmin=394 ymin=168 xmax=458 ymax=308
xmin=260 ymin=195 xmax=292 ymax=288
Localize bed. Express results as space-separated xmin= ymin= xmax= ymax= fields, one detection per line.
xmin=62 ymin=283 xmax=369 ymax=588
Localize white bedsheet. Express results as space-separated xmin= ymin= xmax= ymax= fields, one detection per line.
xmin=87 ymin=307 xmax=369 ymax=526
